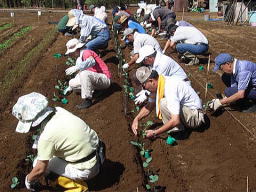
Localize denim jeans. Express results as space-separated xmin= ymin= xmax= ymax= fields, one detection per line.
xmin=85 ymin=28 xmax=110 ymax=51
xmin=176 ymin=43 xmax=208 ymax=55
xmin=224 ymin=86 xmax=256 ymax=99
xmin=222 ymin=73 xmax=256 ymax=99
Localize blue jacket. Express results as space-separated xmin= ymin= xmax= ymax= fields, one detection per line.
xmin=231 ymin=59 xmax=256 ymax=90
xmin=128 ymin=20 xmax=146 ymax=34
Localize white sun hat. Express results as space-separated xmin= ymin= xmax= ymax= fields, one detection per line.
xmin=136 ymin=66 xmax=152 ymax=84
xmin=65 ymin=38 xmax=85 ymax=55
xmin=12 ymin=92 xmax=54 ymax=133
xmin=136 ymin=45 xmax=156 ymax=63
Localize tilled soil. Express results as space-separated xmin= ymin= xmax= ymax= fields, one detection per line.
xmin=0 ymin=9 xmax=256 ymax=192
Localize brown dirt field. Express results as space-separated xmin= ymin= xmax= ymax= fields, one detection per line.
xmin=0 ymin=9 xmax=256 ymax=192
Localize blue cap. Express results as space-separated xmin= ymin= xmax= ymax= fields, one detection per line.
xmin=213 ymin=53 xmax=233 ymax=72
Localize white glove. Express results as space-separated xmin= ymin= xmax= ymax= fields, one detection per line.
xmin=134 ymin=90 xmax=150 ymax=105
xmin=25 ymin=175 xmax=35 ymax=191
xmin=65 ymin=66 xmax=79 ymax=75
xmin=63 ymin=86 xmax=72 ymax=95
xmin=122 ymin=63 xmax=129 ymax=69
xmin=208 ymin=99 xmax=222 ymax=111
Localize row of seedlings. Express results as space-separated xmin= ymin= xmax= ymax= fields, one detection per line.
xmin=113 ymin=28 xmax=166 ymax=192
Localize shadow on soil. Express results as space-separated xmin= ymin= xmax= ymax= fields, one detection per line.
xmin=170 ymin=114 xmax=211 ymax=140
xmin=93 ymin=82 xmax=122 ymax=105
xmin=104 ymin=56 xmax=119 ymax=65
xmin=87 ymin=159 xmax=125 ymax=190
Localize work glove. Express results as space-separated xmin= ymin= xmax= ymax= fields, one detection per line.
xmin=122 ymin=63 xmax=129 ymax=69
xmin=208 ymin=99 xmax=222 ymax=111
xmin=65 ymin=66 xmax=79 ymax=75
xmin=25 ymin=175 xmax=36 ymax=191
xmin=134 ymin=90 xmax=150 ymax=105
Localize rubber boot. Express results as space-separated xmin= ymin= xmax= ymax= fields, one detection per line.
xmin=76 ymin=98 xmax=92 ymax=109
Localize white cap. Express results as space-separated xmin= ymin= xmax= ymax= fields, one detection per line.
xmin=65 ymin=38 xmax=85 ymax=55
xmin=136 ymin=66 xmax=152 ymax=84
xmin=136 ymin=45 xmax=155 ymax=63
xmin=12 ymin=92 xmax=53 ymax=133
xmin=122 ymin=28 xmax=134 ymax=40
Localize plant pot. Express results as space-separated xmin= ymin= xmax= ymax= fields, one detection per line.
xmin=166 ymin=136 xmax=176 ymax=145
xmin=144 ymin=151 xmax=151 ymax=159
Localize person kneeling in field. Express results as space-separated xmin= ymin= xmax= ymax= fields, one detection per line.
xmin=132 ymin=67 xmax=205 ymax=138
xmin=163 ymin=24 xmax=208 ymax=65
xmin=12 ymin=92 xmax=105 ymax=191
xmin=64 ymin=38 xmax=112 ymax=109
xmin=208 ymin=53 xmax=256 ymax=112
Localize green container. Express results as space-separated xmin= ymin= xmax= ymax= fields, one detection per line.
xmin=207 ymin=83 xmax=213 ymax=89
xmin=61 ymin=98 xmax=68 ymax=104
xmin=53 ymin=53 xmax=62 ymax=58
xmin=166 ymin=136 xmax=176 ymax=145
xmin=144 ymin=151 xmax=151 ymax=159
xmin=199 ymin=66 xmax=204 ymax=71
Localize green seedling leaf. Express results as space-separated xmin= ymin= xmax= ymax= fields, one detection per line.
xmin=55 ymin=85 xmax=60 ymax=90
xmin=140 ymin=150 xmax=145 ymax=156
xmin=143 ymin=161 xmax=149 ymax=168
xmin=145 ymin=120 xmax=154 ymax=127
xmin=146 ymin=156 xmax=152 ymax=163
xmin=25 ymin=154 xmax=36 ymax=163
xmin=32 ymin=135 xmax=38 ymax=141
xmin=130 ymin=141 xmax=142 ymax=148
xmin=146 ymin=184 xmax=151 ymax=190
xmin=128 ymin=87 xmax=134 ymax=93
xmin=135 ymin=106 xmax=140 ymax=111
xmin=149 ymin=174 xmax=159 ymax=183
xmin=10 ymin=177 xmax=19 ymax=189
xmin=52 ymin=97 xmax=58 ymax=102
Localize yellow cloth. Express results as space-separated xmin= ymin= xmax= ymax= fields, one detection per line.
xmin=156 ymin=75 xmax=165 ymax=119
xmin=57 ymin=176 xmax=88 ymax=192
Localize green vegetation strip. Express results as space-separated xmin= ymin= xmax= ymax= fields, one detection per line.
xmin=0 ymin=26 xmax=32 ymax=51
xmin=0 ymin=23 xmax=12 ymax=31
xmin=0 ymin=28 xmax=57 ymax=105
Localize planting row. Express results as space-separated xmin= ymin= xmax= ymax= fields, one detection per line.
xmin=0 ymin=26 xmax=32 ymax=54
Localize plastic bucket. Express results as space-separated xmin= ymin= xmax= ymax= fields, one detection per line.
xmin=249 ymin=11 xmax=256 ymax=23
xmin=204 ymin=14 xmax=210 ymax=21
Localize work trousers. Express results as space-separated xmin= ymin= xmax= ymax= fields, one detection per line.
xmin=33 ymin=157 xmax=100 ymax=180
xmin=69 ymin=70 xmax=111 ymax=99
xmin=176 ymin=43 xmax=208 ymax=55
xmin=160 ymin=98 xmax=205 ymax=129
xmin=85 ymin=28 xmax=110 ymax=51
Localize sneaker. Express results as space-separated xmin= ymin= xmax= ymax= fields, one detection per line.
xmin=76 ymin=99 xmax=92 ymax=109
xmin=185 ymin=57 xmax=199 ymax=65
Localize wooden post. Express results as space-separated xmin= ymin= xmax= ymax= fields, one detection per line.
xmin=205 ymin=54 xmax=211 ymax=99
xmin=182 ymin=7 xmax=185 ymax=21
